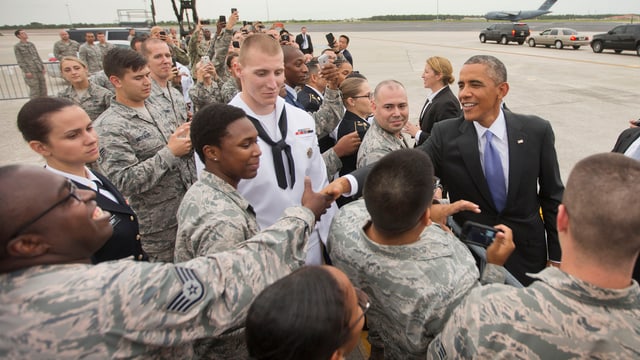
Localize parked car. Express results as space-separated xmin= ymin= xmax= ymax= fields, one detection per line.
xmin=527 ymin=28 xmax=589 ymax=49
xmin=590 ymin=24 xmax=640 ymax=56
xmin=479 ymin=23 xmax=530 ymax=45
xmin=67 ymin=27 xmax=149 ymax=44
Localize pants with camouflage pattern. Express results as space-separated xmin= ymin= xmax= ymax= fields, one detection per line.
xmin=25 ymin=72 xmax=47 ymax=98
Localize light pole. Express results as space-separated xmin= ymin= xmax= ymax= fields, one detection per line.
xmin=66 ymin=2 xmax=74 ymax=27
xmin=265 ymin=0 xmax=270 ymax=22
xmin=436 ymin=0 xmax=439 ymax=22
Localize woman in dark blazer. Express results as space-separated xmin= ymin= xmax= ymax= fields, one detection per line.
xmin=404 ymin=56 xmax=461 ymax=146
xmin=17 ymin=97 xmax=146 ymax=263
xmin=336 ymin=77 xmax=372 ymax=178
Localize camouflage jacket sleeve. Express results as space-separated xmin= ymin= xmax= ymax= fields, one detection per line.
xmin=94 ymin=110 xmax=182 ymax=196
xmin=171 ymin=43 xmax=190 ymax=66
xmin=53 ymin=41 xmax=63 ymax=61
xmin=209 ymin=29 xmax=232 ymax=78
xmin=107 ymin=207 xmax=315 ymax=342
xmin=322 ymin=148 xmax=342 ymax=178
xmin=188 ymin=81 xmax=222 ymax=112
xmin=78 ymin=45 xmax=89 ymax=66
xmin=312 ymin=87 xmax=344 ymax=138
xmin=220 ymin=77 xmax=239 ymax=104
xmin=188 ymin=29 xmax=200 ymax=66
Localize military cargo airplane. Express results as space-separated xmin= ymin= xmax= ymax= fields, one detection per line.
xmin=484 ymin=0 xmax=558 ymax=21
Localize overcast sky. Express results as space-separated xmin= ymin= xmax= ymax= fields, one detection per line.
xmin=2 ymin=0 xmax=638 ymax=26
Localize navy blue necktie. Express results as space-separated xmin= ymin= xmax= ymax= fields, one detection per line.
xmin=484 ymin=131 xmax=506 ymax=212
xmin=285 ymin=91 xmax=304 ymax=109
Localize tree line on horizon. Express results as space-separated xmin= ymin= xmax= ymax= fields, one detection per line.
xmin=1 ymin=13 xmax=637 ymax=31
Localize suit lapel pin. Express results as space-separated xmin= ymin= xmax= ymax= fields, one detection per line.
xmin=517 ymin=139 xmax=524 ymax=144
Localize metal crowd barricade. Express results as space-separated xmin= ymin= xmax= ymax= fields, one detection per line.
xmin=0 ymin=62 xmax=68 ymax=100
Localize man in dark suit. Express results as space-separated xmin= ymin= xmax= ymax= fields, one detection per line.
xmin=338 ymin=35 xmax=353 ymax=66
xmin=611 ymin=122 xmax=640 ymax=282
xmin=295 ymin=26 xmax=313 ymax=55
xmin=326 ymin=55 xmax=564 ymax=286
xmin=612 ymin=124 xmax=640 ymax=159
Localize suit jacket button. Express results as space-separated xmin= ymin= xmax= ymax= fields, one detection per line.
xmin=136 ymin=234 xmax=141 ymax=241
xmin=130 ymin=216 xmax=135 ymax=221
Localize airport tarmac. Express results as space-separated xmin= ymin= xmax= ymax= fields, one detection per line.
xmin=1 ymin=22 xmax=638 ymax=183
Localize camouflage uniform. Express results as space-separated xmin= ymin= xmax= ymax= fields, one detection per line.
xmin=89 ymin=70 xmax=115 ymax=94
xmin=97 ymin=42 xmax=115 ymax=60
xmin=175 ymin=170 xmax=259 ymax=262
xmin=327 ymin=199 xmax=506 ymax=360
xmin=169 ymin=42 xmax=190 ymax=66
xmin=14 ymin=41 xmax=46 ymax=98
xmin=219 ymin=76 xmax=239 ymax=104
xmin=148 ymin=78 xmax=189 ymax=125
xmin=207 ymin=29 xmax=233 ymax=81
xmin=311 ymin=87 xmax=344 ymax=138
xmin=187 ymin=29 xmax=211 ymax=72
xmin=356 ymin=120 xmax=410 ymax=168
xmin=188 ymin=80 xmax=224 ymax=113
xmin=0 ymin=207 xmax=315 ymax=359
xmin=175 ymin=170 xmax=262 ymax=359
xmin=94 ymin=99 xmax=196 ymax=262
xmin=322 ymin=148 xmax=342 ymax=178
xmin=79 ymin=42 xmax=103 ymax=74
xmin=53 ymin=39 xmax=80 ymax=60
xmin=57 ymin=83 xmax=112 ymax=121
xmin=428 ymin=267 xmax=640 ymax=360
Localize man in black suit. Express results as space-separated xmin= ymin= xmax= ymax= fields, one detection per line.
xmin=338 ymin=35 xmax=353 ymax=66
xmin=326 ymin=55 xmax=564 ymax=286
xmin=612 ymin=123 xmax=640 ymax=159
xmin=612 ymin=122 xmax=640 ymax=282
xmin=295 ymin=26 xmax=313 ymax=55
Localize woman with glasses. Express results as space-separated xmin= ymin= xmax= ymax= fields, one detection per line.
xmin=336 ymin=77 xmax=372 ymax=178
xmin=16 ymin=97 xmax=145 ymax=263
xmin=246 ymin=265 xmax=368 ymax=360
xmin=57 ymin=56 xmax=112 ymax=121
xmin=403 ymin=56 xmax=461 ymax=146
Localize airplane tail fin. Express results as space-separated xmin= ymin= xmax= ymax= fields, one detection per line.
xmin=538 ymin=0 xmax=557 ymax=11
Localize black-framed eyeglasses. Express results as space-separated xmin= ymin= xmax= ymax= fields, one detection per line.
xmin=349 ymin=287 xmax=370 ymax=329
xmin=9 ymin=179 xmax=80 ymax=239
xmin=352 ymin=93 xmax=372 ymax=100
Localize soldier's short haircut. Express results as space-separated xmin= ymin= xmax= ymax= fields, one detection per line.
xmin=102 ymin=47 xmax=147 ymax=79
xmin=14 ymin=29 xmax=23 ymax=37
xmin=17 ymin=97 xmax=75 ymax=143
xmin=563 ymin=153 xmax=640 ymax=262
xmin=364 ymin=149 xmax=435 ymax=235
xmin=140 ymin=38 xmax=167 ymax=58
xmin=464 ymin=55 xmax=507 ymax=84
xmin=190 ymin=103 xmax=248 ymax=163
xmin=306 ymin=58 xmax=320 ymax=75
xmin=246 ymin=266 xmax=352 ymax=360
xmin=130 ymin=34 xmax=149 ymax=51
xmin=238 ymin=33 xmax=282 ymax=66
xmin=373 ymin=79 xmax=405 ymax=102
